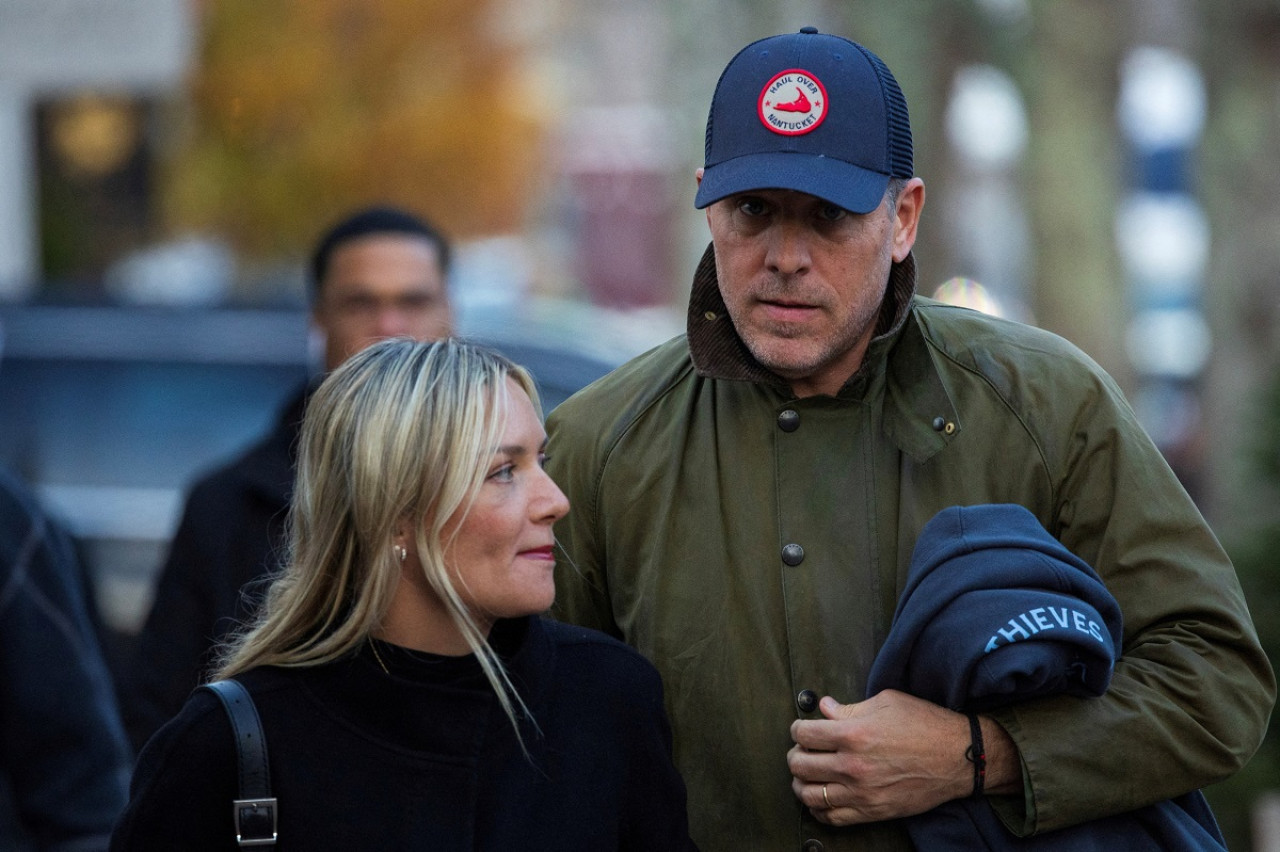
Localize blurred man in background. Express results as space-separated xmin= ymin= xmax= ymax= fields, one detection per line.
xmin=123 ymin=206 xmax=453 ymax=751
xmin=1 ymin=464 xmax=132 ymax=851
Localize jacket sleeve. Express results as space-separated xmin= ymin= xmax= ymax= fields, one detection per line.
xmin=124 ymin=480 xmax=231 ymax=753
xmin=546 ymin=400 xmax=623 ymax=638
xmin=0 ymin=477 xmax=132 ymax=849
xmin=986 ymin=366 xmax=1276 ymax=835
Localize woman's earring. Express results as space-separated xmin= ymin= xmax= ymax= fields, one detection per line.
xmin=393 ymin=545 xmax=407 ymax=563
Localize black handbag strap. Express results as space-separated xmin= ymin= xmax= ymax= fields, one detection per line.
xmin=202 ymin=679 xmax=278 ymax=848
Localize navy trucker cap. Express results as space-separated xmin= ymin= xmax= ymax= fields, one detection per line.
xmin=694 ymin=27 xmax=913 ymax=214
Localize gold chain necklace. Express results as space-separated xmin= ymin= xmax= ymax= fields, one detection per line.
xmin=368 ymin=637 xmax=390 ymax=675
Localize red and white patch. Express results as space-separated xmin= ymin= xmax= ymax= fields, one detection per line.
xmin=758 ymin=69 xmax=828 ymax=136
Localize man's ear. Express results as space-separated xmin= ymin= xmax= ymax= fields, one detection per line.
xmin=891 ymin=178 xmax=926 ymax=263
xmin=696 ymin=168 xmax=712 ymax=229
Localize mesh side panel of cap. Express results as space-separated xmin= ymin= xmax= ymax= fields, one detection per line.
xmin=852 ymin=43 xmax=913 ymax=178
xmin=704 ymin=100 xmax=714 ymax=161
xmin=701 ymin=36 xmax=761 ymax=162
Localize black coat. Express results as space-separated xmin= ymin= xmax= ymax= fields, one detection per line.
xmin=0 ymin=468 xmax=132 ymax=850
xmin=111 ymin=617 xmax=697 ymax=851
xmin=124 ymin=386 xmax=308 ymax=752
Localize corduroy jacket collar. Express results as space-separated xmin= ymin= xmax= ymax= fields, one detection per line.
xmin=685 ymin=240 xmax=918 ymax=395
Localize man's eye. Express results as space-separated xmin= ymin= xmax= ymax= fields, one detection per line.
xmin=398 ymin=293 xmax=441 ymax=312
xmin=817 ymin=204 xmax=847 ymax=222
xmin=336 ymin=296 xmax=377 ymax=314
xmin=737 ymin=198 xmax=768 ymax=216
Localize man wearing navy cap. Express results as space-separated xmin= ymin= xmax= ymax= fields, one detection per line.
xmin=546 ymin=28 xmax=1272 ymax=852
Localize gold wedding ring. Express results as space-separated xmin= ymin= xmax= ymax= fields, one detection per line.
xmin=822 ymin=783 xmax=832 ymax=809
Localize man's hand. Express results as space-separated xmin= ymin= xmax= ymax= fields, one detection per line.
xmin=788 ymin=690 xmax=1017 ymax=826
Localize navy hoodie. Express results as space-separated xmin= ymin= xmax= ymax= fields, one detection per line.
xmin=866 ymin=503 xmax=1226 ymax=851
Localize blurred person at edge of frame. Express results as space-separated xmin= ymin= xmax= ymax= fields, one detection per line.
xmin=544 ymin=26 xmax=1274 ymax=852
xmin=123 ymin=206 xmax=454 ymax=752
xmin=109 ymin=338 xmax=697 ymax=851
xmin=0 ymin=464 xmax=132 ymax=851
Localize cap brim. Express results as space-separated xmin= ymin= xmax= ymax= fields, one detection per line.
xmin=694 ymin=152 xmax=890 ymax=214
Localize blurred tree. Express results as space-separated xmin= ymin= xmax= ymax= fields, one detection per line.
xmin=158 ymin=0 xmax=546 ymax=263
xmin=1200 ymin=0 xmax=1280 ymax=528
xmin=1207 ymin=369 xmax=1280 ymax=851
xmin=823 ymin=1 xmax=1128 ymax=378
xmin=1199 ymin=6 xmax=1280 ymax=845
xmin=1017 ymin=2 xmax=1129 ymax=383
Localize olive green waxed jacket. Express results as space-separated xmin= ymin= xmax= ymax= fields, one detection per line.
xmin=546 ymin=249 xmax=1274 ymax=852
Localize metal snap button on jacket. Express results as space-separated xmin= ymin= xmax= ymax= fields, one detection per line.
xmin=801 ymin=838 xmax=824 ymax=852
xmin=782 ymin=543 xmax=805 ymax=566
xmin=777 ymin=409 xmax=800 ymax=432
xmin=796 ymin=689 xmax=818 ymax=713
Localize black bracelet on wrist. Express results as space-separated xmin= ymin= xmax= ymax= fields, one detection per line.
xmin=964 ymin=712 xmax=986 ymax=798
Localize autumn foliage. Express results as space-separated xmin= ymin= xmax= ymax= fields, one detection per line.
xmin=161 ymin=0 xmax=547 ymax=259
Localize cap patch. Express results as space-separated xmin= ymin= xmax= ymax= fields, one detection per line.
xmin=758 ymin=69 xmax=828 ymax=136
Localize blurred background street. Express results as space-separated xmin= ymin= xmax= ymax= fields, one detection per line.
xmin=1 ymin=0 xmax=1278 ymax=846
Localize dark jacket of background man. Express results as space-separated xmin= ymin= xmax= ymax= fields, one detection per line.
xmin=0 ymin=466 xmax=132 ymax=852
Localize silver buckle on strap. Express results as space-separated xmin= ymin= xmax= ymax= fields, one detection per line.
xmin=234 ymin=797 xmax=278 ymax=847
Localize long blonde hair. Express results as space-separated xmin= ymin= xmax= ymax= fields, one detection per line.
xmin=215 ymin=337 xmax=541 ymax=734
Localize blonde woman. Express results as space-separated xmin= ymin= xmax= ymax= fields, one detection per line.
xmin=111 ymin=338 xmax=696 ymax=851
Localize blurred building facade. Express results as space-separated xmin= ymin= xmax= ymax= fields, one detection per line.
xmin=0 ymin=0 xmax=194 ymax=298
